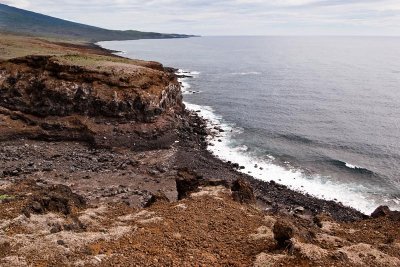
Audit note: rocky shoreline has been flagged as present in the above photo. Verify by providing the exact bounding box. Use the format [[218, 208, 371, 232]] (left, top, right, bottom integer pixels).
[[1, 40, 400, 266]]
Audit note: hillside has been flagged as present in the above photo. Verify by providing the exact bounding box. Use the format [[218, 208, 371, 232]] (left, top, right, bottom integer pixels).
[[0, 3, 192, 42]]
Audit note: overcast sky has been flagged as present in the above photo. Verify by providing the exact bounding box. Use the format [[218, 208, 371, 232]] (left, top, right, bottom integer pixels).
[[2, 0, 400, 36]]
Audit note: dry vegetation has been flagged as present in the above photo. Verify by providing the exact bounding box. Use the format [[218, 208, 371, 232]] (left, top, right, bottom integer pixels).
[[0, 33, 108, 61]]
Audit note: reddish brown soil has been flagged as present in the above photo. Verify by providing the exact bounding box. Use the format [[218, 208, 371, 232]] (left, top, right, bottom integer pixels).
[[1, 180, 399, 267]]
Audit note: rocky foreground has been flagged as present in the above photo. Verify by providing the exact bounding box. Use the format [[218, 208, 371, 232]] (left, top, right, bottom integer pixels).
[[0, 42, 400, 266]]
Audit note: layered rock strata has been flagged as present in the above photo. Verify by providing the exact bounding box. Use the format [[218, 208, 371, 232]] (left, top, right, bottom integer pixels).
[[0, 55, 183, 121], [0, 55, 184, 148]]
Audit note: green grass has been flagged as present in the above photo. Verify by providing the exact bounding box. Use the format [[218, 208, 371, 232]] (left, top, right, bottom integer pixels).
[[0, 194, 13, 200], [59, 54, 132, 65], [54, 54, 137, 70]]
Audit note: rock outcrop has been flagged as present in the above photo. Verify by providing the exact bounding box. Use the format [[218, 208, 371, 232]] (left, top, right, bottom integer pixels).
[[231, 178, 256, 204], [175, 168, 229, 200], [23, 183, 86, 217], [0, 54, 185, 148], [273, 219, 296, 248], [0, 55, 183, 122], [371, 205, 400, 221]]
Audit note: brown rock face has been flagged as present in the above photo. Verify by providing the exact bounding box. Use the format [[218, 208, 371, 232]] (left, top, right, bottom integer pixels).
[[143, 191, 170, 208], [231, 178, 256, 204], [371, 206, 392, 218], [23, 184, 86, 216], [0, 55, 183, 122], [371, 206, 400, 221], [273, 219, 296, 248], [175, 169, 229, 200]]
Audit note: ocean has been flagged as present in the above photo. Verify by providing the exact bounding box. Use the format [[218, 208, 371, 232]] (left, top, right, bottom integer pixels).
[[99, 36, 400, 214]]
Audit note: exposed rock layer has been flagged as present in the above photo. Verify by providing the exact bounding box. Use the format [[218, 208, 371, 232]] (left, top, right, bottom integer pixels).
[[0, 55, 183, 122], [0, 54, 185, 148]]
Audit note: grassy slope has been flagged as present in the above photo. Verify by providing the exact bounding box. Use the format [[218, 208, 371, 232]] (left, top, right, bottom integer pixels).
[[0, 33, 108, 60], [0, 3, 192, 42]]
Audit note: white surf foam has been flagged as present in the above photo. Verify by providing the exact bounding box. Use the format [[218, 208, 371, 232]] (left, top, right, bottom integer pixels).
[[345, 162, 363, 169], [177, 69, 202, 95], [176, 69, 200, 78], [184, 101, 387, 214]]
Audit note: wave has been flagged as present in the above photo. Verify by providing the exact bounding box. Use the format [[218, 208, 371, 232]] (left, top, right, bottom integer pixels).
[[271, 132, 379, 176], [229, 71, 261, 76], [345, 163, 360, 169], [273, 133, 380, 176], [277, 133, 315, 144], [276, 134, 400, 166], [329, 159, 375, 176]]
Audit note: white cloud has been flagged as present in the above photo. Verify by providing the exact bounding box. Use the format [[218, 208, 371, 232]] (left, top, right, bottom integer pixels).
[[1, 0, 30, 8]]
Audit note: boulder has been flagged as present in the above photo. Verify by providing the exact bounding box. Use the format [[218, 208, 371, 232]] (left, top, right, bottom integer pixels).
[[231, 178, 256, 204], [371, 206, 391, 218], [143, 191, 170, 207], [273, 219, 296, 248], [371, 206, 400, 221], [23, 184, 86, 216], [175, 168, 228, 200]]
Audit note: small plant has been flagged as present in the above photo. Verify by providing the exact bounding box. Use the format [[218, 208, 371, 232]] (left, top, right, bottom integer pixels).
[[0, 194, 13, 200]]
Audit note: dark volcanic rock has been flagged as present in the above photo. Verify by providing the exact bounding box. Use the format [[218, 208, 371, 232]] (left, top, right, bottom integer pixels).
[[23, 184, 86, 216], [273, 219, 296, 248], [0, 54, 187, 148], [231, 178, 256, 204], [0, 55, 183, 122], [175, 170, 204, 200], [371, 205, 400, 221], [175, 168, 228, 200], [371, 206, 392, 218], [143, 191, 170, 207]]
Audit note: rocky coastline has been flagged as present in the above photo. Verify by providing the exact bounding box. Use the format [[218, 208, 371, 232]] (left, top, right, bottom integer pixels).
[[0, 41, 399, 266]]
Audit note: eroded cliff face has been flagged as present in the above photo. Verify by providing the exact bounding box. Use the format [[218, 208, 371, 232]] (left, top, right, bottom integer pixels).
[[0, 55, 183, 122], [0, 54, 185, 147]]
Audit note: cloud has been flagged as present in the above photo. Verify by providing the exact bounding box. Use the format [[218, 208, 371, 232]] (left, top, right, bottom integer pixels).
[[1, 0, 400, 35], [1, 0, 30, 8]]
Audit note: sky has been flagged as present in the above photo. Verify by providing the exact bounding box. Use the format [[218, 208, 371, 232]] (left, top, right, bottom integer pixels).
[[2, 0, 400, 36]]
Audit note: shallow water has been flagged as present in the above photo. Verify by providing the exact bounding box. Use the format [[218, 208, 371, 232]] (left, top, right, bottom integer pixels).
[[99, 36, 400, 213]]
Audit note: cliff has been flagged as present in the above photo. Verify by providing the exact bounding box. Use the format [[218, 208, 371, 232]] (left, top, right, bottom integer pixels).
[[0, 54, 184, 148], [0, 54, 183, 121]]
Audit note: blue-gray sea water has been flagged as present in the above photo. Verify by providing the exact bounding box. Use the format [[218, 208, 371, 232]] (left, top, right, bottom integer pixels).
[[99, 36, 400, 213]]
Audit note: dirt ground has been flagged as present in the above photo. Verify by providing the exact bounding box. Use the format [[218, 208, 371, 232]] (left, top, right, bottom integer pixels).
[[1, 180, 399, 266]]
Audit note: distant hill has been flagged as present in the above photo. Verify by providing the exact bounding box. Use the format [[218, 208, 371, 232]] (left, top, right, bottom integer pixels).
[[0, 3, 193, 42]]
